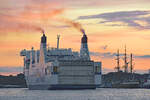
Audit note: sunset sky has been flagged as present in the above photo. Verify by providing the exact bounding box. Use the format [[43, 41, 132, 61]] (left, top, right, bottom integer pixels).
[[0, 0, 150, 75]]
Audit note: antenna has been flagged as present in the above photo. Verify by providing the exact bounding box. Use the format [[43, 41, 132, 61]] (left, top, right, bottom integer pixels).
[[57, 35, 60, 49]]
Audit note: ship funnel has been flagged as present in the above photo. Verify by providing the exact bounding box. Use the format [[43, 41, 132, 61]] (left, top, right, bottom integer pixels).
[[80, 31, 90, 60], [41, 33, 47, 44], [81, 33, 87, 44], [40, 33, 47, 63]]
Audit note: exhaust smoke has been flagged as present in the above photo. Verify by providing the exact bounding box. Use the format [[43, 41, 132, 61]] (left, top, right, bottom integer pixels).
[[62, 18, 86, 35]]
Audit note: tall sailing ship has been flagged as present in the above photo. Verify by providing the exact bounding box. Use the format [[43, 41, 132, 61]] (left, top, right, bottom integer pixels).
[[112, 48, 140, 88]]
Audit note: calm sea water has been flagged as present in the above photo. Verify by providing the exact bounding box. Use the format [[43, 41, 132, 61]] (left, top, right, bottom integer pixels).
[[0, 88, 150, 100]]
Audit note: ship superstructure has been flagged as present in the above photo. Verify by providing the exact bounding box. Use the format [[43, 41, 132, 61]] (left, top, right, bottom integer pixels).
[[20, 31, 102, 90]]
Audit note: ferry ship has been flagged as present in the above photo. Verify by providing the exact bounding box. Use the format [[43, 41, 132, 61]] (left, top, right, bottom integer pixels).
[[20, 31, 102, 90]]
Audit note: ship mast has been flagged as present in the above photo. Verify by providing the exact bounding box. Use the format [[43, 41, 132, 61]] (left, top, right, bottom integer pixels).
[[124, 45, 128, 73], [115, 49, 120, 72], [130, 53, 133, 73]]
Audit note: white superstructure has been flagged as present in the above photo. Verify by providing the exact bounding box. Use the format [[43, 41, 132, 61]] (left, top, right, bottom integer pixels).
[[20, 32, 102, 90]]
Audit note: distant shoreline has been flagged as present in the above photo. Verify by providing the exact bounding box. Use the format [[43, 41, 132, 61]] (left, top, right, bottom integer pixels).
[[0, 73, 27, 88]]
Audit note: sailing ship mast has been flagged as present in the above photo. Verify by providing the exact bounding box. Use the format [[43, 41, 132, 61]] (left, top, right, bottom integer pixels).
[[115, 49, 120, 72], [124, 45, 128, 73], [130, 53, 133, 73]]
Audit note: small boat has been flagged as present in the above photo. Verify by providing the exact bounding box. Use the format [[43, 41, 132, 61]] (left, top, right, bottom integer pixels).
[[112, 81, 140, 88], [143, 72, 150, 88]]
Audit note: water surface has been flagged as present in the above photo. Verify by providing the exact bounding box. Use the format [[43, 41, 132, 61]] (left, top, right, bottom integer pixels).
[[0, 88, 150, 100]]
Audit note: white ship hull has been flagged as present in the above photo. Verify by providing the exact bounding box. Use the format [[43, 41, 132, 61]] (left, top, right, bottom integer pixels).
[[25, 61, 102, 90], [26, 75, 100, 90]]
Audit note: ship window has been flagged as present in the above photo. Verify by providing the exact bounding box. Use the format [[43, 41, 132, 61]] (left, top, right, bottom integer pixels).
[[45, 68, 47, 75], [95, 66, 99, 73], [32, 60, 35, 64]]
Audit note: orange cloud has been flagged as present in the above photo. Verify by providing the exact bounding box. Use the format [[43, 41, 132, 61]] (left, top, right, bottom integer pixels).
[[0, 7, 64, 34], [20, 8, 64, 21]]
